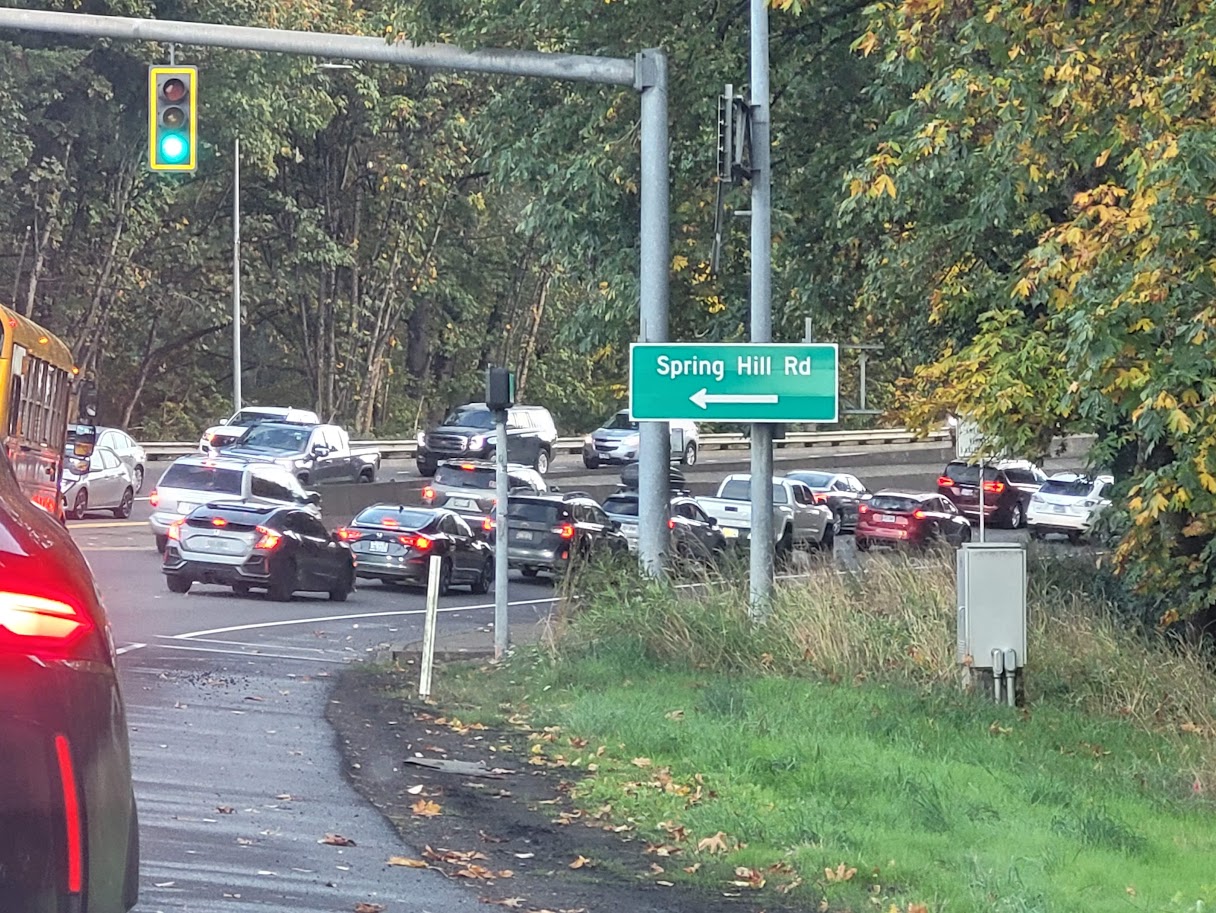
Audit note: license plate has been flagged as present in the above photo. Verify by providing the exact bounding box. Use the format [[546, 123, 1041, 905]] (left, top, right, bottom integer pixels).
[[880, 514, 896, 523], [622, 524, 638, 535], [368, 541, 389, 553], [958, 488, 975, 497], [449, 498, 476, 510], [514, 530, 534, 541], [721, 527, 739, 538], [1053, 505, 1066, 513]]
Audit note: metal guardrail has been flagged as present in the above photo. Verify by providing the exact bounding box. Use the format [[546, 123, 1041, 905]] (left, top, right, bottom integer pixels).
[[139, 428, 953, 461]]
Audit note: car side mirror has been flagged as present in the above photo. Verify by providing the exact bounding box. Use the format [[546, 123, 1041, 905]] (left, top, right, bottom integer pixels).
[[218, 417, 228, 425], [707, 516, 717, 527], [303, 491, 322, 506], [610, 519, 621, 530], [311, 444, 329, 457]]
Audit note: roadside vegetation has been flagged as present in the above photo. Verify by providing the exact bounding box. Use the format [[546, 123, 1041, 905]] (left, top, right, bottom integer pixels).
[[427, 553, 1216, 913]]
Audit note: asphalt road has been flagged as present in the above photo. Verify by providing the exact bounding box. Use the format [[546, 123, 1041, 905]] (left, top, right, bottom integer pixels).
[[73, 443, 1084, 911]]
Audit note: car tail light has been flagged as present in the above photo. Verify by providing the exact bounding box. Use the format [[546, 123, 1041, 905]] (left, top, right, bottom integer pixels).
[[858, 504, 869, 514], [937, 476, 953, 488], [667, 518, 675, 529], [211, 516, 228, 528], [53, 734, 83, 894], [381, 517, 399, 527], [149, 489, 159, 508], [254, 526, 282, 550], [553, 523, 576, 539], [983, 480, 1005, 494], [400, 534, 433, 551], [422, 487, 436, 502], [896, 516, 909, 527], [0, 591, 97, 660], [482, 517, 496, 531], [913, 509, 927, 519], [335, 527, 362, 541], [167, 519, 183, 541], [460, 463, 475, 470], [814, 492, 827, 504]]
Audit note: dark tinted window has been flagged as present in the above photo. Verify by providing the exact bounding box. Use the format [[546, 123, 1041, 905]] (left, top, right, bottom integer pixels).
[[1039, 478, 1093, 497], [240, 425, 312, 451], [190, 505, 271, 530], [1003, 467, 1044, 485], [161, 463, 243, 494], [507, 500, 567, 523], [868, 495, 921, 512], [355, 506, 435, 529], [718, 480, 786, 502], [250, 470, 295, 503], [944, 463, 998, 484], [442, 406, 493, 429], [435, 465, 496, 488], [602, 496, 640, 517], [605, 412, 638, 431], [790, 471, 832, 488]]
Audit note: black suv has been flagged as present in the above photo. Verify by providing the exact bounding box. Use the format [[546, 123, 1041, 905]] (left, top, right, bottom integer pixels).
[[498, 493, 629, 578], [416, 403, 558, 476], [937, 459, 1046, 529]]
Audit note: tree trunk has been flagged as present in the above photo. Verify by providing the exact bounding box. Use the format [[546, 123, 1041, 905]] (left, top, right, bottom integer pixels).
[[515, 269, 551, 400]]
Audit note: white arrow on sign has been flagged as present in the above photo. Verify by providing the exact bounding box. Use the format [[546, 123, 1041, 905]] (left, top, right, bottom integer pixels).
[[689, 388, 779, 410]]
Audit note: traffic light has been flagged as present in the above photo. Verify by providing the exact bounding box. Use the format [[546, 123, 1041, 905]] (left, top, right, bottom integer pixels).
[[148, 65, 197, 171]]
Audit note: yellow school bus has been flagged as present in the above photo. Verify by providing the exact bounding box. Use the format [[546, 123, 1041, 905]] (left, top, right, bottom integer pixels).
[[0, 303, 81, 521]]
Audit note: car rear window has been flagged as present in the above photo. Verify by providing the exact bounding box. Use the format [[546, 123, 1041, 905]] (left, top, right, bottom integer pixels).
[[435, 465, 496, 488], [868, 495, 921, 512], [187, 505, 272, 531], [160, 464, 244, 494], [718, 480, 786, 502], [1039, 479, 1093, 497], [790, 471, 833, 487], [1003, 467, 1044, 484], [944, 463, 998, 484], [507, 501, 567, 523], [355, 507, 434, 529], [601, 496, 640, 517]]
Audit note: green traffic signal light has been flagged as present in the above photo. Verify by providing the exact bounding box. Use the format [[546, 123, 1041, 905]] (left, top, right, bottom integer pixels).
[[159, 134, 188, 163]]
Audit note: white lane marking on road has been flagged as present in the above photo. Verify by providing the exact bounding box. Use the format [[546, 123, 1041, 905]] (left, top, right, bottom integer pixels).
[[71, 520, 146, 529], [116, 643, 147, 655], [81, 546, 153, 552], [171, 596, 562, 640], [150, 643, 351, 663], [156, 634, 333, 655]]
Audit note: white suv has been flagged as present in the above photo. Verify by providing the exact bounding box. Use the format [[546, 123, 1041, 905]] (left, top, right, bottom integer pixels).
[[198, 406, 320, 452], [147, 455, 320, 552]]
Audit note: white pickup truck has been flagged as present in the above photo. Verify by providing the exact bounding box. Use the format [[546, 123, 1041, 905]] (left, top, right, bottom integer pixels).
[[698, 474, 835, 552]]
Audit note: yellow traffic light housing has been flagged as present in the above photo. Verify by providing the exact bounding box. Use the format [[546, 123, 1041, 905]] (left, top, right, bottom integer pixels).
[[148, 65, 197, 171]]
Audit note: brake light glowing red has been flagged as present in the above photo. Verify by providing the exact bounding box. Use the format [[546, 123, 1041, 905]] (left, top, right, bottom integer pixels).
[[422, 487, 436, 502], [460, 463, 475, 470], [0, 591, 93, 647], [254, 526, 282, 550], [814, 492, 827, 504], [167, 520, 183, 541], [53, 734, 83, 894], [858, 504, 869, 514], [937, 476, 953, 488], [149, 489, 159, 508], [400, 534, 433, 550], [913, 509, 927, 519], [335, 527, 361, 541], [211, 516, 228, 527], [554, 523, 576, 539], [983, 480, 1005, 494], [482, 517, 496, 531], [667, 518, 675, 529], [381, 517, 399, 527]]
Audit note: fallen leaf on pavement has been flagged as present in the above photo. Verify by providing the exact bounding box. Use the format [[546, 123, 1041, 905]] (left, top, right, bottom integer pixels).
[[354, 904, 385, 913], [216, 806, 235, 814], [406, 784, 426, 795], [697, 832, 730, 854], [481, 899, 526, 908], [320, 833, 357, 847], [411, 799, 442, 817], [387, 857, 428, 868], [276, 794, 293, 801], [568, 855, 592, 869]]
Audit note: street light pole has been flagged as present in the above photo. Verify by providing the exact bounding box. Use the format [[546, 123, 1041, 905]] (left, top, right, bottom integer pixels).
[[232, 136, 242, 412]]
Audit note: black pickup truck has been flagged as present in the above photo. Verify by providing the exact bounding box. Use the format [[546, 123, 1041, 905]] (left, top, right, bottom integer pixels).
[[225, 422, 381, 486]]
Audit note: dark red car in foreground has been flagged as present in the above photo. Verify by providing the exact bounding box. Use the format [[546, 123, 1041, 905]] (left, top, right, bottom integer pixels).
[[0, 447, 139, 910], [855, 491, 972, 551]]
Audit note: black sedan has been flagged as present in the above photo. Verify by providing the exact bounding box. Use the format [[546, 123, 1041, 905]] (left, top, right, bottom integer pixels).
[[1, 442, 139, 911], [162, 502, 355, 601], [786, 470, 870, 533], [337, 505, 494, 595]]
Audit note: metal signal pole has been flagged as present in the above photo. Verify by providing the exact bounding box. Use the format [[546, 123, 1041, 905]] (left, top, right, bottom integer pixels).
[[233, 136, 242, 412]]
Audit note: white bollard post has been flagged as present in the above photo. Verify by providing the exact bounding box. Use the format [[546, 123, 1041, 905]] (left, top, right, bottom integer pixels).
[[418, 553, 442, 700]]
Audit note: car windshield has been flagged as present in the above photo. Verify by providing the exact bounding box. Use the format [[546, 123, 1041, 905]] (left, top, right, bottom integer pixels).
[[868, 495, 921, 512], [1039, 478, 1094, 498], [354, 507, 434, 530], [160, 464, 243, 494], [718, 480, 787, 503], [604, 412, 638, 431], [239, 425, 311, 451], [442, 406, 493, 429], [601, 496, 640, 517], [507, 501, 567, 523], [435, 465, 496, 489], [944, 463, 999, 484], [789, 471, 833, 488]]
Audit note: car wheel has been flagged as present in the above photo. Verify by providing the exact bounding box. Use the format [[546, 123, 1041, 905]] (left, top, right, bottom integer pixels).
[[583, 454, 600, 470], [682, 442, 698, 466], [1029, 527, 1044, 540], [165, 574, 191, 594], [296, 472, 310, 486], [535, 448, 551, 474], [521, 566, 540, 579], [329, 566, 354, 601], [776, 527, 794, 559], [233, 583, 252, 596], [268, 560, 297, 602], [1007, 501, 1025, 529], [818, 523, 836, 551], [132, 465, 144, 494], [856, 537, 872, 552], [358, 467, 374, 483], [831, 509, 843, 536], [436, 558, 453, 597], [113, 486, 134, 519], [155, 534, 168, 553], [417, 460, 437, 477], [1067, 531, 1082, 545], [471, 556, 494, 594], [959, 526, 973, 543], [70, 489, 88, 520]]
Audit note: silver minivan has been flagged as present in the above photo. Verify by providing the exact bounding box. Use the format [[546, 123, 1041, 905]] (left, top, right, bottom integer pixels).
[[147, 455, 320, 551]]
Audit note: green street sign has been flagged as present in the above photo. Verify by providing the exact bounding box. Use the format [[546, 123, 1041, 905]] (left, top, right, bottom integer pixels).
[[629, 343, 839, 422]]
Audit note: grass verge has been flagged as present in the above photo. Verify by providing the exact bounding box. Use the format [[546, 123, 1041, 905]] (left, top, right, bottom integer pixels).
[[426, 550, 1216, 913]]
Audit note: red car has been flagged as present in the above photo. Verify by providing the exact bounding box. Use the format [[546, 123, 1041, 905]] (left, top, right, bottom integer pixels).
[[855, 491, 973, 551], [1, 443, 139, 910]]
